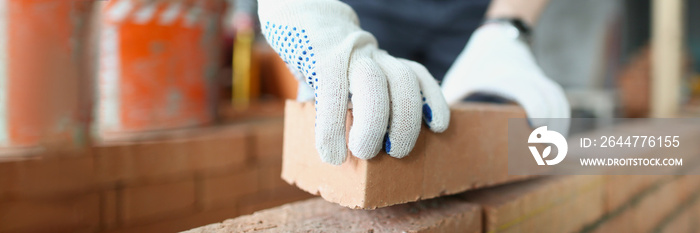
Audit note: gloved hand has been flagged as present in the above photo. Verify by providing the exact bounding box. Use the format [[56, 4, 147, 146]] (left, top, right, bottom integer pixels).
[[441, 21, 570, 135], [258, 0, 450, 165]]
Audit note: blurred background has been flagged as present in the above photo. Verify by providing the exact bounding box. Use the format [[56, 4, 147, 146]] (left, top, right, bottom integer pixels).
[[0, 0, 697, 232]]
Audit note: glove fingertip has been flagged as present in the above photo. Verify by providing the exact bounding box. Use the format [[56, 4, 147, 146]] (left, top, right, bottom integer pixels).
[[317, 143, 347, 166], [348, 139, 381, 160], [384, 134, 415, 159], [320, 154, 345, 166], [422, 102, 450, 133], [399, 58, 451, 133], [315, 126, 349, 166], [428, 120, 449, 133]]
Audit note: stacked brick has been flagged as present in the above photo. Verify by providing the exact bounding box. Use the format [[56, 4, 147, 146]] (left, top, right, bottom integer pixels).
[[184, 101, 700, 232], [187, 174, 700, 232], [588, 174, 700, 232], [460, 176, 605, 233], [0, 116, 312, 233]]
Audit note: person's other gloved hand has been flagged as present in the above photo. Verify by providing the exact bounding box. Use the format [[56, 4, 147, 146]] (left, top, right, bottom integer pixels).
[[258, 0, 450, 165], [441, 21, 570, 135]]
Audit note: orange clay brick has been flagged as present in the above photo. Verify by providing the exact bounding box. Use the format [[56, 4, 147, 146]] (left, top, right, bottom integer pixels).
[[281, 100, 531, 209], [94, 141, 192, 183], [101, 189, 119, 230], [629, 176, 700, 232], [250, 119, 285, 164], [587, 175, 700, 233], [258, 162, 288, 192], [129, 140, 192, 180], [652, 188, 700, 233], [94, 142, 133, 184], [185, 197, 481, 233], [0, 194, 100, 233], [94, 124, 250, 184], [201, 168, 259, 210], [121, 179, 197, 226], [188, 127, 250, 171], [0, 162, 11, 201], [603, 175, 666, 213], [460, 176, 604, 233], [3, 155, 95, 198]]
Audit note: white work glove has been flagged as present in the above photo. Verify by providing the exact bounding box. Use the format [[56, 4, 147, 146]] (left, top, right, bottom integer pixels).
[[259, 0, 450, 165], [441, 22, 570, 135]]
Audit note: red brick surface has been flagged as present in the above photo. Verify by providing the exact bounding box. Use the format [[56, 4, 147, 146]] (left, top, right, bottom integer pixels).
[[201, 168, 259, 209], [461, 176, 604, 233], [603, 175, 665, 213], [655, 192, 700, 233], [129, 141, 193, 180], [6, 102, 700, 233], [258, 162, 288, 192], [0, 117, 306, 232], [4, 156, 95, 198], [94, 125, 250, 184], [101, 189, 119, 230], [187, 175, 700, 233], [250, 120, 285, 165], [189, 130, 249, 171], [0, 194, 100, 233], [121, 179, 197, 225], [94, 143, 132, 184], [590, 175, 700, 232]]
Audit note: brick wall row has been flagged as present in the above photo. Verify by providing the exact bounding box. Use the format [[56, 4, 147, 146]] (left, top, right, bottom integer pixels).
[[0, 117, 312, 233], [188, 174, 700, 232]]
